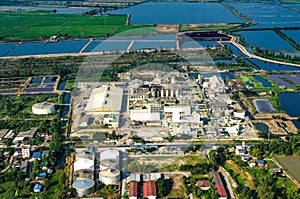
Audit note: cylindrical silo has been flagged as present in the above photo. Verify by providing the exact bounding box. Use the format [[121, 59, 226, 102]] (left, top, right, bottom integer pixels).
[[99, 168, 120, 185], [72, 179, 94, 197]]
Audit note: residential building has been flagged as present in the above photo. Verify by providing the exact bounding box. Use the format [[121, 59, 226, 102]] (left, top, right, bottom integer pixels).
[[128, 182, 138, 199], [12, 127, 38, 144], [143, 180, 157, 199], [196, 180, 211, 190], [33, 184, 42, 192], [209, 171, 228, 199], [22, 146, 31, 159]]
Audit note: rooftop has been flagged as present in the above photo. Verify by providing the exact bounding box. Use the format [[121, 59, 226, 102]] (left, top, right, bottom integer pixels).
[[0, 129, 10, 140], [143, 180, 157, 198], [196, 180, 211, 188], [85, 85, 123, 113], [15, 127, 38, 139], [32, 151, 42, 159], [128, 182, 138, 197], [33, 184, 42, 192], [209, 171, 228, 199]]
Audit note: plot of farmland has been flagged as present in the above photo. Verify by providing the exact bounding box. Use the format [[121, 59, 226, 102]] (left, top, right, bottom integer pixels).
[[0, 12, 127, 41], [276, 156, 300, 185]]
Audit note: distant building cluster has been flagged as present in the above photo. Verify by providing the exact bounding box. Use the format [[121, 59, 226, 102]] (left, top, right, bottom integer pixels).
[[0, 128, 52, 193]]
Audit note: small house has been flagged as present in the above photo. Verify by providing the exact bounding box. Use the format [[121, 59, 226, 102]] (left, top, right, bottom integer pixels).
[[249, 162, 256, 167], [257, 159, 265, 167], [32, 151, 42, 159], [196, 180, 211, 190], [270, 168, 282, 175], [35, 176, 45, 184], [33, 184, 42, 192], [241, 155, 251, 162]]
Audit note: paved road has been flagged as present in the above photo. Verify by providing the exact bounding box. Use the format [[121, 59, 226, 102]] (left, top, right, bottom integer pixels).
[[226, 37, 300, 68]]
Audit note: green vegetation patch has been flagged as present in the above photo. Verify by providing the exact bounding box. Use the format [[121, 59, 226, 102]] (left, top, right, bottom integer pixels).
[[0, 95, 59, 119], [0, 12, 127, 41], [114, 25, 154, 36]]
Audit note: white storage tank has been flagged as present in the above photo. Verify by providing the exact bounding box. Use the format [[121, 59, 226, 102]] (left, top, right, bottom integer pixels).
[[76, 150, 95, 161], [74, 159, 94, 172], [72, 179, 94, 197], [32, 102, 55, 115], [99, 168, 120, 185], [100, 150, 119, 162], [100, 158, 119, 170], [73, 169, 94, 181]]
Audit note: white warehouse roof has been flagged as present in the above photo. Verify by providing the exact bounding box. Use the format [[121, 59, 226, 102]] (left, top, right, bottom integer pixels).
[[85, 85, 123, 113]]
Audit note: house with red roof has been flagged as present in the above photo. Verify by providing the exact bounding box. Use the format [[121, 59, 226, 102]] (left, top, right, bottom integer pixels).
[[196, 180, 211, 190], [143, 180, 157, 199], [129, 181, 138, 199], [209, 171, 228, 199]]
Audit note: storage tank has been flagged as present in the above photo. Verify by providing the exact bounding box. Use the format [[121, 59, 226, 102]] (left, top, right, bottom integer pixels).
[[76, 150, 95, 161], [100, 158, 119, 170], [74, 159, 94, 172], [100, 150, 119, 163], [73, 169, 94, 181], [99, 168, 120, 185], [32, 102, 55, 115], [72, 179, 94, 197]]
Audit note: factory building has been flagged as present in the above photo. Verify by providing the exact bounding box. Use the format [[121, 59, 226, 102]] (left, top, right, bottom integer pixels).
[[32, 102, 55, 115], [164, 106, 191, 123], [130, 104, 161, 122], [85, 85, 123, 114]]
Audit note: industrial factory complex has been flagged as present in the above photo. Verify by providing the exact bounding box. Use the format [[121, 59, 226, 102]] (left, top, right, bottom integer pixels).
[[72, 69, 251, 141], [67, 68, 257, 198]]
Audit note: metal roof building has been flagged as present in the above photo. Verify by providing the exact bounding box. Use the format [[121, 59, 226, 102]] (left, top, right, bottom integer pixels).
[[85, 85, 123, 113], [209, 171, 228, 199], [143, 180, 157, 199], [129, 182, 138, 199]]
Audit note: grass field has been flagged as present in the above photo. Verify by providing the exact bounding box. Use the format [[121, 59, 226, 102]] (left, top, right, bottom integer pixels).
[[275, 156, 300, 185], [0, 11, 152, 41], [224, 160, 255, 190], [179, 23, 242, 32]]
